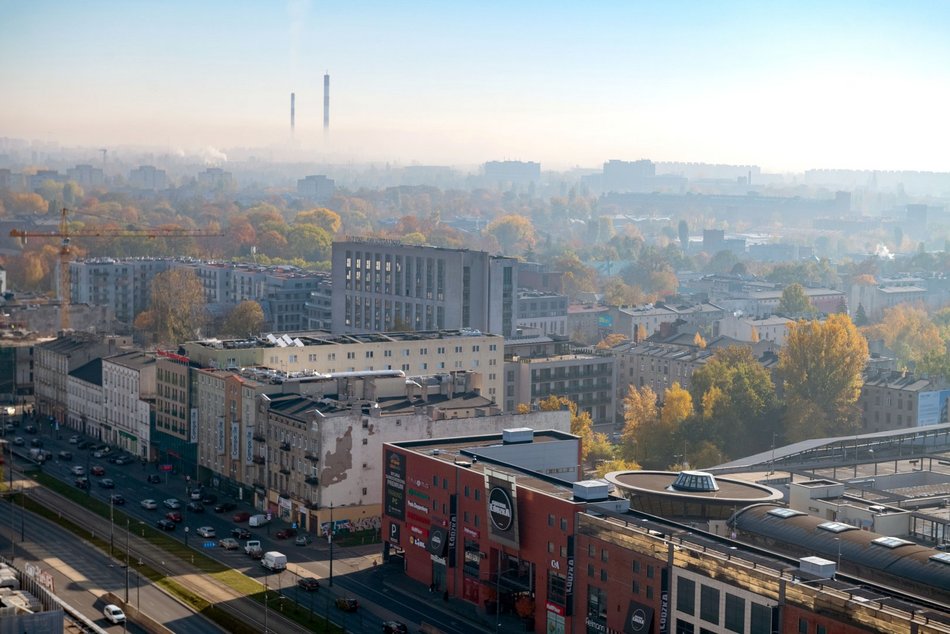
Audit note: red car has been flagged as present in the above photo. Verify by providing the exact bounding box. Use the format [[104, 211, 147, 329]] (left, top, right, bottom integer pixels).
[[275, 527, 298, 539], [166, 511, 183, 523], [91, 465, 106, 476], [232, 511, 251, 523]]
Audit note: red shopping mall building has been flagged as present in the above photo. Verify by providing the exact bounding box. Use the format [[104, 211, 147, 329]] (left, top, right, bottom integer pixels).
[[382, 427, 630, 633]]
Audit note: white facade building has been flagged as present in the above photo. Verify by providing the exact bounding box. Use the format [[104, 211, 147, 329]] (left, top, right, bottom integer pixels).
[[102, 351, 156, 459]]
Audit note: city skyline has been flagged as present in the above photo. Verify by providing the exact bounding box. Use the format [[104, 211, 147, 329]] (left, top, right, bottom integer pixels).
[[2, 1, 949, 172]]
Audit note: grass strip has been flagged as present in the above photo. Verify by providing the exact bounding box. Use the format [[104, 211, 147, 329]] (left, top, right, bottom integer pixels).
[[25, 474, 341, 633]]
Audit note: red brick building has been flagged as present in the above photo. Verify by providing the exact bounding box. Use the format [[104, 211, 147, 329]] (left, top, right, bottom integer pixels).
[[383, 428, 628, 633]]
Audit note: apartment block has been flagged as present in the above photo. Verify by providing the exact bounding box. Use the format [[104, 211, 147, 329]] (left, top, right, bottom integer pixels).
[[102, 350, 156, 459]]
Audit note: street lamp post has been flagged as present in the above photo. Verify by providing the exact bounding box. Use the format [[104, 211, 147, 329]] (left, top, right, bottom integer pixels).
[[125, 518, 131, 602], [328, 502, 334, 587], [110, 494, 115, 559]]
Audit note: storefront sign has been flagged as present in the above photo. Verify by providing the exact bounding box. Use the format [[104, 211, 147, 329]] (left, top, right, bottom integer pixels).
[[585, 617, 607, 632], [659, 567, 670, 634], [463, 526, 480, 539], [565, 535, 575, 616], [624, 601, 654, 634], [428, 525, 448, 557], [384, 450, 406, 521], [486, 472, 519, 549], [448, 494, 457, 569], [389, 521, 401, 546], [408, 500, 428, 513]]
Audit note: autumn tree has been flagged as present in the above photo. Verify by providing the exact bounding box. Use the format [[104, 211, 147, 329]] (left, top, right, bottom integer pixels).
[[294, 208, 342, 234], [220, 300, 266, 338], [620, 385, 680, 469], [779, 314, 868, 441], [778, 283, 815, 316], [863, 304, 944, 370], [603, 278, 647, 307], [539, 395, 598, 466], [595, 333, 628, 350], [134, 269, 209, 346], [487, 214, 536, 254]]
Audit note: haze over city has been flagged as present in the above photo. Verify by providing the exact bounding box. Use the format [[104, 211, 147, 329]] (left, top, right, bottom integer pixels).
[[3, 0, 950, 172]]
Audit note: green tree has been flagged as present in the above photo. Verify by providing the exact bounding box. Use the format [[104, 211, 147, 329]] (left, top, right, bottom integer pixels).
[[779, 314, 868, 441], [690, 346, 780, 458], [778, 283, 815, 315], [539, 395, 598, 467], [287, 224, 332, 263], [220, 300, 266, 338], [853, 303, 868, 326], [134, 269, 208, 346]]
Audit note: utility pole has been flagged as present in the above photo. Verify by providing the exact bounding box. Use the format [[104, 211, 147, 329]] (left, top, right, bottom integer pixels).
[[328, 502, 334, 587]]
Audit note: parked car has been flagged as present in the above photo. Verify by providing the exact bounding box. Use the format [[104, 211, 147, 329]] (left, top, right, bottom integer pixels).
[[29, 438, 43, 447], [156, 518, 176, 531], [140, 499, 158, 510], [146, 474, 162, 484], [335, 597, 359, 612], [201, 493, 218, 505], [215, 502, 236, 513], [78, 440, 94, 450], [93, 448, 111, 458], [295, 534, 312, 546], [231, 527, 251, 540], [383, 621, 409, 634], [58, 450, 73, 460], [297, 577, 321, 591], [190, 488, 203, 500], [165, 511, 183, 523], [186, 501, 205, 513], [12, 437, 24, 446], [196, 526, 216, 538], [103, 604, 126, 624], [232, 511, 251, 523], [24, 424, 36, 434], [218, 537, 239, 550], [110, 494, 125, 505], [163, 498, 181, 509], [114, 455, 133, 465], [71, 465, 86, 476], [91, 465, 105, 476], [275, 527, 297, 539], [74, 477, 89, 489], [68, 434, 80, 444], [98, 478, 115, 489]]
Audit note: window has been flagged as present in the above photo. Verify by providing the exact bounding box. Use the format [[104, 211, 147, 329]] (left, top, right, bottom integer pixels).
[[725, 594, 744, 633], [547, 542, 554, 554], [588, 544, 595, 557], [601, 549, 608, 562], [362, 487, 367, 495], [646, 586, 653, 599], [798, 619, 808, 634], [587, 585, 607, 625], [750, 604, 771, 634], [547, 570, 567, 606], [817, 626, 826, 634], [676, 620, 695, 634], [700, 585, 720, 624], [647, 565, 654, 578], [548, 514, 555, 527], [631, 579, 639, 594], [676, 577, 695, 615], [560, 518, 568, 531], [587, 564, 594, 577], [633, 560, 641, 574]]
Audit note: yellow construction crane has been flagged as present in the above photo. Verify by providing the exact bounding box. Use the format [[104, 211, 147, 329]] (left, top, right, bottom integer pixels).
[[10, 207, 222, 331]]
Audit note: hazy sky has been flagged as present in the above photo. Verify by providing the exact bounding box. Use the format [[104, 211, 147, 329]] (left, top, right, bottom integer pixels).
[[3, 1, 949, 172]]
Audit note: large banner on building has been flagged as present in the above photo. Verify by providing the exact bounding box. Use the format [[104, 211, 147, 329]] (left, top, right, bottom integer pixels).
[[624, 600, 654, 634], [384, 450, 407, 521], [918, 390, 950, 426], [486, 471, 519, 549]]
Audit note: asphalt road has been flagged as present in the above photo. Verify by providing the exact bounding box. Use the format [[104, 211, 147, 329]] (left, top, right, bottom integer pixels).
[[0, 494, 221, 633], [6, 422, 490, 634]]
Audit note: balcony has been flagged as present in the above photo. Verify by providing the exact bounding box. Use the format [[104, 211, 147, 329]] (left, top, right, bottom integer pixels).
[[305, 475, 319, 485], [252, 455, 265, 465], [279, 441, 291, 451], [252, 433, 266, 442], [279, 468, 291, 475], [305, 453, 320, 462]]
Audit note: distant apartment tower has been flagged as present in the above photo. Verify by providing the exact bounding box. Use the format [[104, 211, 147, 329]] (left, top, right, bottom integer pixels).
[[128, 165, 168, 191], [296, 175, 335, 201], [197, 168, 233, 190], [602, 159, 655, 193], [483, 160, 541, 187], [66, 164, 105, 188], [331, 239, 519, 337], [70, 258, 174, 327]]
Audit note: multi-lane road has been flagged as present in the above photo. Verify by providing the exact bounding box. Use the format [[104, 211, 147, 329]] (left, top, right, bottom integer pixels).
[[3, 422, 489, 634]]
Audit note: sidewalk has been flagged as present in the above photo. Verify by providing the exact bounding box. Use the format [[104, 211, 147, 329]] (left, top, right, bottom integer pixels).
[[379, 566, 528, 634]]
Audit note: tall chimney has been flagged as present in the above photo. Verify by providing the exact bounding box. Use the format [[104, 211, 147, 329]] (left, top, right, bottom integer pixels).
[[323, 73, 330, 135], [290, 92, 295, 135]]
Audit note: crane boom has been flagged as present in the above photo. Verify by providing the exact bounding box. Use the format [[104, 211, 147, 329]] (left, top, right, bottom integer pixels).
[[9, 207, 222, 331]]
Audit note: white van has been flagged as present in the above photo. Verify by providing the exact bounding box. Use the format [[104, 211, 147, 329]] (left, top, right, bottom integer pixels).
[[261, 551, 287, 571], [248, 514, 270, 527]]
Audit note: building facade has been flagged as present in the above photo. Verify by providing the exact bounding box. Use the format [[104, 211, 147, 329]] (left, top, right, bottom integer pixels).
[[331, 239, 518, 337], [102, 350, 156, 459]]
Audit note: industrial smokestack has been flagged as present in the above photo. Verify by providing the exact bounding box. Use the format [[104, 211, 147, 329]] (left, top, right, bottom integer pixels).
[[323, 73, 330, 134], [290, 92, 296, 135]]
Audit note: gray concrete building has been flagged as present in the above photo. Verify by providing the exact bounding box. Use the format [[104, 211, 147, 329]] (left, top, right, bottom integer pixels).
[[332, 239, 518, 337]]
